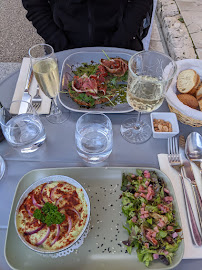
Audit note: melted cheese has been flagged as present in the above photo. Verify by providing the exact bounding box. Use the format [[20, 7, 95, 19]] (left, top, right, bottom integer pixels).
[[16, 181, 88, 250]]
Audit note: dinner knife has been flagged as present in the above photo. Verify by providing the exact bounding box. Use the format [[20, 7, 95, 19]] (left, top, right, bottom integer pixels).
[[179, 135, 202, 233], [18, 64, 33, 114]]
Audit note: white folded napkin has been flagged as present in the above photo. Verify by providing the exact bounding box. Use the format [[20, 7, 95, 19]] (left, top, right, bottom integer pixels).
[[165, 59, 202, 121], [158, 154, 202, 259], [12, 57, 51, 114]]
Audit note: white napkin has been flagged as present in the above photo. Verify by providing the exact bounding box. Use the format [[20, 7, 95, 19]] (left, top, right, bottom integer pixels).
[[165, 59, 202, 121], [158, 154, 202, 259], [12, 57, 51, 114]]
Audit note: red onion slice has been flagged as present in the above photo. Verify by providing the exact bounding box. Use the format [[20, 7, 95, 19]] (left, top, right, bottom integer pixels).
[[24, 224, 45, 235], [32, 194, 43, 208], [69, 207, 81, 219], [25, 205, 33, 216], [41, 182, 53, 203], [36, 227, 50, 246], [67, 216, 72, 235], [50, 185, 58, 202], [50, 224, 60, 246], [61, 207, 81, 220], [55, 195, 64, 206], [41, 183, 49, 203]]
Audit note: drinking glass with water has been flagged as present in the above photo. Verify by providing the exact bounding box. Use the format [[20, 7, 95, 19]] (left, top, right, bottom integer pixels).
[[0, 100, 46, 154], [75, 113, 113, 164]]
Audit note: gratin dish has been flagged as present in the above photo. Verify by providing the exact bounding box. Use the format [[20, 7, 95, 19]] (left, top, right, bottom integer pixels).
[[5, 167, 184, 270], [14, 175, 90, 254]]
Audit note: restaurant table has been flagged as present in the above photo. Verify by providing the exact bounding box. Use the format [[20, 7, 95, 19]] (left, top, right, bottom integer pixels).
[[0, 47, 202, 270]]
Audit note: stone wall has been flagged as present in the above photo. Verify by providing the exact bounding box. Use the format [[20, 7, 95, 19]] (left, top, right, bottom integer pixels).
[[156, 0, 197, 60]]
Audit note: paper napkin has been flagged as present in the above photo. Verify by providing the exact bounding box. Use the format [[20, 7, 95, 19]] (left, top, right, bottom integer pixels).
[[158, 154, 202, 259], [12, 57, 51, 114]]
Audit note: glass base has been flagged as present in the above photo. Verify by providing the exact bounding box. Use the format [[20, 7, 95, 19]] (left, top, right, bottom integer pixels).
[[0, 156, 6, 181], [46, 111, 70, 124], [120, 117, 152, 144], [77, 151, 112, 164]]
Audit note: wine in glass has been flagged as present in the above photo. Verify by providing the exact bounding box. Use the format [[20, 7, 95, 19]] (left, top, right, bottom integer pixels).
[[121, 50, 177, 144], [29, 44, 69, 124]]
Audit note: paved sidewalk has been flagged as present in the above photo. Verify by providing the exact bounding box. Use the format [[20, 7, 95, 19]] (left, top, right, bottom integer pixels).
[[0, 0, 201, 65], [157, 0, 202, 60], [176, 0, 202, 59]]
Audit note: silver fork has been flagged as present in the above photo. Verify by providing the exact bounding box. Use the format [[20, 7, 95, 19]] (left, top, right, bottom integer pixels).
[[31, 85, 42, 111], [168, 136, 202, 246]]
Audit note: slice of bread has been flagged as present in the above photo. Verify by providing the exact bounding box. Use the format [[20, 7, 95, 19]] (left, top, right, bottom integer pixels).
[[191, 74, 201, 96], [196, 93, 202, 111], [196, 84, 202, 98], [177, 93, 199, 109], [177, 69, 199, 94]]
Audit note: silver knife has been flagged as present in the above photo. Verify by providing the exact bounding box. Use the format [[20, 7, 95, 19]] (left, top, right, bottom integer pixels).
[[179, 135, 202, 233], [176, 136, 202, 246], [18, 64, 33, 114]]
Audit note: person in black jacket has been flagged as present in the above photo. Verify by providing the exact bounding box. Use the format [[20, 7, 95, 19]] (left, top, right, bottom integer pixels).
[[22, 0, 153, 52]]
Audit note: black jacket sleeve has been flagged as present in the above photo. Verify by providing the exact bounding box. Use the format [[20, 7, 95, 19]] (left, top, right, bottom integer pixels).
[[107, 0, 153, 49], [22, 0, 69, 52]]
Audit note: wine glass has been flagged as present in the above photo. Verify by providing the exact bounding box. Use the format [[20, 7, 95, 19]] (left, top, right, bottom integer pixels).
[[0, 155, 5, 181], [29, 44, 69, 124], [120, 50, 177, 144]]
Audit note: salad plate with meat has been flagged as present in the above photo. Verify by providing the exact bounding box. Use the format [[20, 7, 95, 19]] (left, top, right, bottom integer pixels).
[[59, 51, 134, 113], [121, 169, 184, 268]]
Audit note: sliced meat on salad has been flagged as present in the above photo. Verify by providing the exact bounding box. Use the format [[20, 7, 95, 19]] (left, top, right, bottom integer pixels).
[[121, 169, 182, 267]]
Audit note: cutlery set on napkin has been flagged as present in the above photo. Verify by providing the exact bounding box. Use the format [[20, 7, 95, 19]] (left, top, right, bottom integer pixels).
[[11, 58, 51, 114], [158, 132, 202, 258]]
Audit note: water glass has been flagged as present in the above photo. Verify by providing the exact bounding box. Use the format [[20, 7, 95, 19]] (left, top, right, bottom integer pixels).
[[0, 100, 46, 154], [75, 113, 113, 164]]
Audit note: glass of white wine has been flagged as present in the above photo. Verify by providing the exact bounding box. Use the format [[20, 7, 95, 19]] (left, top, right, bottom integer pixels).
[[120, 50, 177, 144], [29, 44, 69, 124]]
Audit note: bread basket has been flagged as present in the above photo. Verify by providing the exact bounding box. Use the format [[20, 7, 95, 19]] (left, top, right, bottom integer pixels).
[[166, 59, 202, 127]]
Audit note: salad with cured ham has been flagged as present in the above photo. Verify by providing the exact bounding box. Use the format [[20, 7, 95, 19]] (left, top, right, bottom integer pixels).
[[121, 170, 182, 267], [63, 57, 128, 107]]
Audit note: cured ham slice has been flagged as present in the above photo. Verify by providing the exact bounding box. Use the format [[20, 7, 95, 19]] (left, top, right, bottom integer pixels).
[[72, 75, 87, 93], [72, 73, 107, 99], [100, 58, 128, 77]]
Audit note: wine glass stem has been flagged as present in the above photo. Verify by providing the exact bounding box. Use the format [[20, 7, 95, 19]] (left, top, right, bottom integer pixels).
[[134, 112, 141, 130], [50, 97, 61, 115]]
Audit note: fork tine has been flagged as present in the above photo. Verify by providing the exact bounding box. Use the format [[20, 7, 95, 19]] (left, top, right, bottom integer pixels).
[[34, 103, 40, 111], [167, 138, 172, 163], [168, 138, 171, 155], [172, 136, 177, 162], [171, 137, 175, 161], [168, 136, 178, 163], [173, 136, 178, 155]]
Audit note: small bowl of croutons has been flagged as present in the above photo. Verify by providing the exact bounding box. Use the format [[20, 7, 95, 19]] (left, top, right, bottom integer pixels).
[[150, 112, 179, 139]]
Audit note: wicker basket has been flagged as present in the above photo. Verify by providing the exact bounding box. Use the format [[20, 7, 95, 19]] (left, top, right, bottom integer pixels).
[[168, 104, 202, 127]]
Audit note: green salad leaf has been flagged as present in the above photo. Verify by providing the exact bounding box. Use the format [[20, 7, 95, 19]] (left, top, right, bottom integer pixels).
[[121, 170, 182, 267]]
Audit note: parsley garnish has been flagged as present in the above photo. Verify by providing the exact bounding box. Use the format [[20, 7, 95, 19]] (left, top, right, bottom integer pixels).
[[33, 202, 65, 227]]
